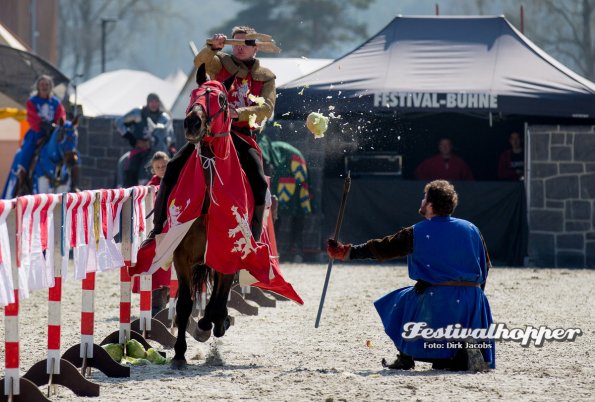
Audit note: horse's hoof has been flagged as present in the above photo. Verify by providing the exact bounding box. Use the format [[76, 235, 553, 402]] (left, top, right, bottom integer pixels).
[[195, 328, 212, 342], [213, 316, 231, 338], [171, 359, 187, 370]]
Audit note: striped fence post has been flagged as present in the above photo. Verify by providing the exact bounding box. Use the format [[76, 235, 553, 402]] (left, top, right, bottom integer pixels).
[[62, 192, 129, 378], [80, 272, 96, 368], [168, 267, 179, 324], [0, 200, 49, 400], [139, 186, 153, 334], [128, 187, 175, 347], [4, 201, 20, 396], [101, 189, 153, 350], [21, 194, 99, 397], [119, 190, 133, 345], [139, 274, 152, 335]]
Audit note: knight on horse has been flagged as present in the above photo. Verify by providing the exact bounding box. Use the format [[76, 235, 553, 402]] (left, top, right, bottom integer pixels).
[[115, 93, 175, 187], [145, 26, 275, 244], [130, 29, 302, 368], [2, 75, 76, 198]]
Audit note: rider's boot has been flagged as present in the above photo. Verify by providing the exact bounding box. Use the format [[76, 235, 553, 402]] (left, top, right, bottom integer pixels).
[[251, 204, 266, 242]]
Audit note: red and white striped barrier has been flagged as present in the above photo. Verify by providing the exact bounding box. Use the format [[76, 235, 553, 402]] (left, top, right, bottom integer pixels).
[[0, 200, 14, 308], [2, 200, 18, 395], [1, 178, 283, 396]]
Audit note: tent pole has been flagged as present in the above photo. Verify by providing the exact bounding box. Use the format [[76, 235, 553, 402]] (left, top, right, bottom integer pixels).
[[520, 5, 524, 34], [523, 121, 530, 267]]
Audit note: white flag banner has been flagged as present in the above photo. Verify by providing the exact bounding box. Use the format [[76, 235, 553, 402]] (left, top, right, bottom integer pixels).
[[0, 200, 15, 307]]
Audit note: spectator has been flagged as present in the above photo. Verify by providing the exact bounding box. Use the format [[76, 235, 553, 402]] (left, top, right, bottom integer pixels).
[[147, 151, 169, 186], [498, 131, 524, 181], [258, 133, 312, 263], [415, 137, 474, 181], [115, 93, 174, 187]]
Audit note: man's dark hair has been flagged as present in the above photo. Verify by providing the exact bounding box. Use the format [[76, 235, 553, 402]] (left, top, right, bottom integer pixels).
[[231, 25, 257, 38], [424, 180, 458, 216]]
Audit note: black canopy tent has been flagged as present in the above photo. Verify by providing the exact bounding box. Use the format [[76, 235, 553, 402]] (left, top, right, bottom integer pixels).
[[276, 16, 595, 119], [0, 44, 70, 109], [273, 16, 595, 266]]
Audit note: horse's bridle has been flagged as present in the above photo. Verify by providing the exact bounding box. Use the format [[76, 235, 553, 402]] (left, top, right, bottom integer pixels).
[[187, 86, 230, 138]]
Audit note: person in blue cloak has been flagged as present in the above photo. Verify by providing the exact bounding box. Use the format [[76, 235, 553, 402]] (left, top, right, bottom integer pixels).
[[327, 180, 495, 371]]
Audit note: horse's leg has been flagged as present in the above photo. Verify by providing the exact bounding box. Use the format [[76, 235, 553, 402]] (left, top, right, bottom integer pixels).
[[171, 217, 206, 367], [200, 272, 234, 338], [171, 277, 192, 369], [212, 273, 235, 337]]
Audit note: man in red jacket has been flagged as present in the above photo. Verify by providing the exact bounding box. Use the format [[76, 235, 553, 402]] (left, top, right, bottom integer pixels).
[[497, 131, 524, 181], [415, 137, 474, 181]]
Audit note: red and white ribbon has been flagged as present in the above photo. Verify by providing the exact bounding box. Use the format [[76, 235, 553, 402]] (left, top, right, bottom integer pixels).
[[130, 186, 148, 265], [17, 194, 60, 298], [96, 189, 127, 271], [63, 191, 96, 280]]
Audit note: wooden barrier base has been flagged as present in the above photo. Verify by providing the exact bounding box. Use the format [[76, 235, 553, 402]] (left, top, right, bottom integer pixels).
[[0, 377, 51, 402], [22, 358, 100, 397], [233, 285, 277, 308], [228, 290, 258, 316], [130, 318, 176, 348], [62, 344, 130, 378]]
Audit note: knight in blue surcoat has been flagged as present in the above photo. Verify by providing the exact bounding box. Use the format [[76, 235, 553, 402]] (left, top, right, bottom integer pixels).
[[327, 180, 495, 371]]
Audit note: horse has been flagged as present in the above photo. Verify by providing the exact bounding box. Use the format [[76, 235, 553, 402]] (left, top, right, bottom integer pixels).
[[31, 117, 80, 194], [4, 117, 80, 196], [169, 64, 238, 369]]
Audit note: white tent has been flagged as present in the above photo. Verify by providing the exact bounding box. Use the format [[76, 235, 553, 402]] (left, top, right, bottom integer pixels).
[[75, 69, 182, 117], [170, 57, 332, 119]]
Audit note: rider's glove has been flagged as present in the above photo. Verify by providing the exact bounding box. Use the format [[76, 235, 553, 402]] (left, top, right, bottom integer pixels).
[[326, 239, 351, 261]]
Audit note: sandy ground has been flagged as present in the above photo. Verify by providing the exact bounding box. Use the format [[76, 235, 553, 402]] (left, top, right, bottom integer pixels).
[[2, 263, 594, 401]]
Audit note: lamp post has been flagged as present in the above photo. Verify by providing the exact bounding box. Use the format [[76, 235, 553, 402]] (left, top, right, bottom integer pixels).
[[101, 17, 117, 73]]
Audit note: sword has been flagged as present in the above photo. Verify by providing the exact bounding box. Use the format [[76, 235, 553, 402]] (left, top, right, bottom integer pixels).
[[206, 33, 282, 53], [315, 171, 351, 328]]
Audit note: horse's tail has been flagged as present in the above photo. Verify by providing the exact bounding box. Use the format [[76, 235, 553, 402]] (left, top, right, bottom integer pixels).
[[191, 263, 211, 297]]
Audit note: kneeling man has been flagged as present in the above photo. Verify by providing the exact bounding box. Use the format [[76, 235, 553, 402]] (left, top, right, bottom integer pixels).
[[327, 180, 495, 371]]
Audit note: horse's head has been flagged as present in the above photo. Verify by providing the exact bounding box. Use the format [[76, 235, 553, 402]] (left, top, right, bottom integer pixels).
[[183, 64, 235, 144], [56, 116, 79, 165]]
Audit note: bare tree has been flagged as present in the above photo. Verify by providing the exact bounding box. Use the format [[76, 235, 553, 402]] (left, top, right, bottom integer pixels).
[[527, 0, 594, 80], [211, 0, 374, 58], [58, 0, 187, 80], [457, 0, 595, 80]]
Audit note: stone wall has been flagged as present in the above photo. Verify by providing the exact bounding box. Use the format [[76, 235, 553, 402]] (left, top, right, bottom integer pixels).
[[528, 125, 595, 268], [76, 117, 185, 190]]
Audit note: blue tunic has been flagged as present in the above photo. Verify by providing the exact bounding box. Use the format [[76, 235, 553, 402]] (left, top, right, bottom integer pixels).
[[373, 216, 495, 368]]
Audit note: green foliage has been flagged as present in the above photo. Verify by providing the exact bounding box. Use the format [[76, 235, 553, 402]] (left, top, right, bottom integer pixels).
[[212, 0, 374, 57]]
